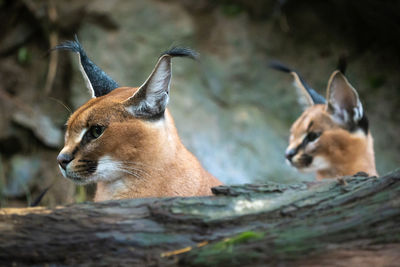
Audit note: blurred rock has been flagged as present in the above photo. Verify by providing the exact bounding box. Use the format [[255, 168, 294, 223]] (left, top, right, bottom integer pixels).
[[0, 136, 22, 156], [12, 110, 62, 148], [3, 155, 40, 197], [0, 22, 35, 56]]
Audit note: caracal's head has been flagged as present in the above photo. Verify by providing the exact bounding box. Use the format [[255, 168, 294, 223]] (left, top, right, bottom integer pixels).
[[271, 62, 373, 177], [54, 36, 197, 185]]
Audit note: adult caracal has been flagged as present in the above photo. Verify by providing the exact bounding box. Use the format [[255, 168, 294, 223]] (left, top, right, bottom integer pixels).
[[55, 37, 222, 201], [271, 62, 377, 179]]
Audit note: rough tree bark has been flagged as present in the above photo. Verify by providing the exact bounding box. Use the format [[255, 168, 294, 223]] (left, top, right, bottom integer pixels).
[[1, 170, 399, 266]]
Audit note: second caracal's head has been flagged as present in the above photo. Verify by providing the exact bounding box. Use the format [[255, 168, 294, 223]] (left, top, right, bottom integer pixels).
[[54, 36, 198, 185], [270, 62, 369, 174]]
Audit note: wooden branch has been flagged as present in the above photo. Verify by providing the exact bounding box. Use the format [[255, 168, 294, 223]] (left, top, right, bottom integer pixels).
[[1, 170, 399, 266]]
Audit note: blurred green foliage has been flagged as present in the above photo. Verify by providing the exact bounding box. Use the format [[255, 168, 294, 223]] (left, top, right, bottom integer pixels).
[[17, 47, 31, 65]]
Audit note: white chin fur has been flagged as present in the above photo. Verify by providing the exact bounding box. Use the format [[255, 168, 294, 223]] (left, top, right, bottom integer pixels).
[[90, 156, 123, 183], [60, 165, 91, 185], [59, 165, 67, 178]]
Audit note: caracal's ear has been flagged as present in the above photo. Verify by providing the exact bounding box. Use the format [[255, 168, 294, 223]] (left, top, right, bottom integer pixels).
[[53, 35, 119, 98], [325, 71, 363, 127], [269, 61, 326, 109], [123, 47, 198, 119]]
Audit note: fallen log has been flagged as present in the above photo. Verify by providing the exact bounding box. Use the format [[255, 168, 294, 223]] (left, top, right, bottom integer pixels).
[[0, 170, 399, 266]]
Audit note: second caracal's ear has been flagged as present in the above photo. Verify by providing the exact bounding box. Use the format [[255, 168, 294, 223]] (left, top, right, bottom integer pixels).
[[269, 61, 326, 109], [325, 71, 363, 127], [53, 35, 119, 98], [123, 47, 198, 119]]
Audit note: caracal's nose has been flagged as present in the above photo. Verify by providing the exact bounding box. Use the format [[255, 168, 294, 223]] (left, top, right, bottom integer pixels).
[[57, 153, 74, 170], [285, 148, 297, 161]]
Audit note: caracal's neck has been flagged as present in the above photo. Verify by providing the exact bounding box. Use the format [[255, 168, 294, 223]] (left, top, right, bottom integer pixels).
[[94, 112, 221, 201], [316, 133, 378, 179], [94, 146, 218, 201]]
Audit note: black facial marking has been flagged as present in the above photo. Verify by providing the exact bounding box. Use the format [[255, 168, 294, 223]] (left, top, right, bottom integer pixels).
[[87, 164, 97, 174], [71, 146, 79, 157], [81, 132, 91, 147], [306, 121, 314, 132], [78, 159, 96, 163], [289, 130, 321, 162], [75, 164, 88, 168], [75, 160, 98, 174], [300, 154, 313, 167], [306, 132, 321, 142], [300, 131, 321, 149]]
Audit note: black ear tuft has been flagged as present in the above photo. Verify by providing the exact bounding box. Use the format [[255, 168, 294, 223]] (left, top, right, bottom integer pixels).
[[160, 47, 199, 60], [53, 35, 119, 98], [52, 35, 85, 54], [268, 60, 292, 73], [124, 47, 199, 119], [269, 60, 326, 106], [337, 55, 347, 75]]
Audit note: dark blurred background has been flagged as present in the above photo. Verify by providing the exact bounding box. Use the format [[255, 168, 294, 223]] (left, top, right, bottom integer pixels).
[[0, 0, 399, 207]]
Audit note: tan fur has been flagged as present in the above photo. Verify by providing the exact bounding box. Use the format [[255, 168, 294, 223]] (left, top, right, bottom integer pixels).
[[288, 104, 377, 179], [60, 87, 222, 201]]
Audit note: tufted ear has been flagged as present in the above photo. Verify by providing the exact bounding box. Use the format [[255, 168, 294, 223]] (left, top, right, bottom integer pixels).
[[53, 35, 119, 98], [325, 71, 363, 128], [123, 47, 198, 119], [269, 61, 326, 109]]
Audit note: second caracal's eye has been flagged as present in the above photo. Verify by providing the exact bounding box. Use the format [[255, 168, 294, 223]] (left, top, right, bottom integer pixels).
[[306, 131, 321, 142], [90, 125, 105, 139]]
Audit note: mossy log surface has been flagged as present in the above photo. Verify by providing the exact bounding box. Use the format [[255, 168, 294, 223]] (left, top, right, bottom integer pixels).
[[1, 170, 399, 266]]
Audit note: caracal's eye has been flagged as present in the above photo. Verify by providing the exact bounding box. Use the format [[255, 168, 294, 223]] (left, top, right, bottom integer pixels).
[[306, 131, 321, 142], [90, 125, 105, 139]]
